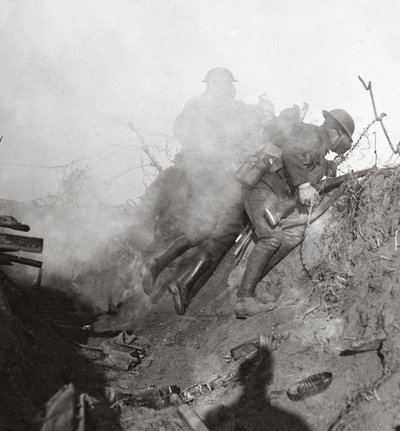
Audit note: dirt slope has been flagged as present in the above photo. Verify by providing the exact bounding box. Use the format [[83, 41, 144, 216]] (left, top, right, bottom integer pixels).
[[1, 167, 400, 430]]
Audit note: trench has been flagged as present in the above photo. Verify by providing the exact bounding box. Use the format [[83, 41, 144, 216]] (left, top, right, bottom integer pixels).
[[2, 168, 400, 430]]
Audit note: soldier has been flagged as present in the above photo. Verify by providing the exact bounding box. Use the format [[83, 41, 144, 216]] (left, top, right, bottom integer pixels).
[[142, 68, 271, 314], [234, 109, 355, 318]]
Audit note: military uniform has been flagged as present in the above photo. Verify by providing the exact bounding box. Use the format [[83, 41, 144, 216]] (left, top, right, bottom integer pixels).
[[174, 91, 267, 245], [235, 123, 336, 317], [246, 123, 331, 241], [142, 77, 270, 315]]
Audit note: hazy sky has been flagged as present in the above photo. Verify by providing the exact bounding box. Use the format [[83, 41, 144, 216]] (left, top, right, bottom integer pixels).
[[1, 0, 400, 204]]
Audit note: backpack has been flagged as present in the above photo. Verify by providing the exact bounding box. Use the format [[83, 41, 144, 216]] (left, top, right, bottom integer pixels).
[[234, 105, 301, 189]]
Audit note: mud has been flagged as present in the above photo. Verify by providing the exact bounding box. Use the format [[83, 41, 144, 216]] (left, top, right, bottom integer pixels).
[[1, 167, 400, 430]]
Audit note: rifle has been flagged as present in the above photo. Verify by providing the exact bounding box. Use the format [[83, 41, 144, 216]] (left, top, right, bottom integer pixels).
[[263, 168, 373, 228], [233, 224, 253, 263]]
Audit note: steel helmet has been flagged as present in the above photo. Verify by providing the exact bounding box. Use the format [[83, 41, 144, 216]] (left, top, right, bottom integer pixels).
[[202, 67, 237, 83], [322, 109, 355, 138]]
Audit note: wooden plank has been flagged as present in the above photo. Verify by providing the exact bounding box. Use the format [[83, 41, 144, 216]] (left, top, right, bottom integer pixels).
[[41, 384, 76, 431], [178, 404, 210, 431], [0, 233, 43, 253]]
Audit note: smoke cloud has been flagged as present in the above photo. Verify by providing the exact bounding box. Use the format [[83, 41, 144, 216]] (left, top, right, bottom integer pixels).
[[1, 0, 400, 316], [1, 0, 400, 205]]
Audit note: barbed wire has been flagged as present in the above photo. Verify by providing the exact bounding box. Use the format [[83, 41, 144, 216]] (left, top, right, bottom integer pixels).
[[0, 128, 178, 171], [97, 162, 154, 185], [0, 140, 131, 170], [338, 114, 385, 167], [357, 132, 371, 163]]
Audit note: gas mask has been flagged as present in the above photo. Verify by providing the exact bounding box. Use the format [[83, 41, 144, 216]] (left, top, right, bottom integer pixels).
[[329, 129, 352, 155]]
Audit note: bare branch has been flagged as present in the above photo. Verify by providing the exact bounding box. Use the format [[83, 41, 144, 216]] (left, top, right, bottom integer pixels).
[[358, 75, 400, 154], [127, 122, 163, 173]]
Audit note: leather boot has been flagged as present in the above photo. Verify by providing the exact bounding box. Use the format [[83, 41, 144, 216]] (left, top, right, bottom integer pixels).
[[142, 236, 192, 295], [234, 297, 276, 319], [168, 250, 215, 315], [235, 238, 280, 319]]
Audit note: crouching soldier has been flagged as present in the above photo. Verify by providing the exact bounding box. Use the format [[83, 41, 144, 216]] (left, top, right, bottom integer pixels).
[[234, 109, 355, 318], [141, 67, 271, 315]]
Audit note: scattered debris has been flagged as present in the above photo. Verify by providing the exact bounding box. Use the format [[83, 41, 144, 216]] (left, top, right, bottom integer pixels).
[[208, 370, 240, 391], [230, 339, 259, 361], [4, 159, 400, 430], [287, 372, 333, 401], [179, 335, 271, 405], [338, 334, 387, 356], [111, 385, 181, 410], [230, 334, 269, 361], [113, 334, 270, 413], [99, 330, 149, 369], [181, 384, 213, 403], [71, 330, 151, 371]]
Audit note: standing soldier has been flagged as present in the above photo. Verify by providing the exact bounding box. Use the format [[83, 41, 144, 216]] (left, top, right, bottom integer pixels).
[[234, 109, 355, 318], [142, 67, 272, 314]]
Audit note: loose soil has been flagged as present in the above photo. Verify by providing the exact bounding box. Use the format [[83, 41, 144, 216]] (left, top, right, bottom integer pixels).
[[1, 167, 400, 430]]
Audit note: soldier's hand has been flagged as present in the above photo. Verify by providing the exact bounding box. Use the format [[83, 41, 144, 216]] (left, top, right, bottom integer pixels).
[[298, 182, 319, 206]]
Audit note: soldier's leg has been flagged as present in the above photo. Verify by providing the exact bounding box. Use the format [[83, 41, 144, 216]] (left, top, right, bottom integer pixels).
[[168, 238, 227, 315], [234, 184, 284, 319], [141, 166, 217, 296], [141, 236, 195, 295], [141, 177, 225, 296], [169, 203, 245, 315], [260, 225, 306, 279]]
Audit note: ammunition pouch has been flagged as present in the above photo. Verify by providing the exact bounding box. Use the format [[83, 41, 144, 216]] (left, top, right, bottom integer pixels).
[[234, 144, 283, 189]]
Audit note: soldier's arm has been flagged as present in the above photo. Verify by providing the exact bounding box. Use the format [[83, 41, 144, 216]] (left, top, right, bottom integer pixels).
[[281, 137, 310, 186], [308, 163, 327, 186], [283, 137, 322, 205]]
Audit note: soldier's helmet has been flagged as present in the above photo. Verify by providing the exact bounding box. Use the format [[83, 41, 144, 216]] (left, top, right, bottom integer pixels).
[[322, 109, 355, 139], [202, 68, 237, 83]]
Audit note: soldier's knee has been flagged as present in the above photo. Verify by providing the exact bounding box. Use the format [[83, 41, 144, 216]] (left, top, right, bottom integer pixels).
[[257, 235, 281, 250], [282, 227, 305, 247], [200, 238, 228, 260]]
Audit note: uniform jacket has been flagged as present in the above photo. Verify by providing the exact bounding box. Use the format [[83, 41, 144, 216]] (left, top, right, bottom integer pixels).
[[173, 91, 267, 173], [255, 122, 332, 198], [281, 123, 332, 187]]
